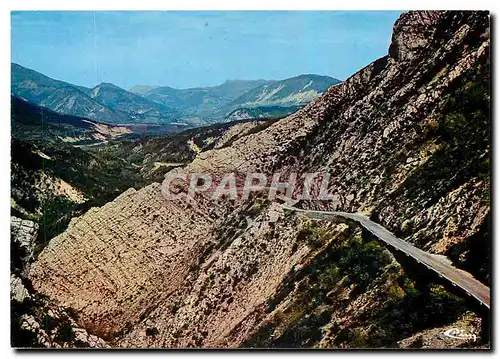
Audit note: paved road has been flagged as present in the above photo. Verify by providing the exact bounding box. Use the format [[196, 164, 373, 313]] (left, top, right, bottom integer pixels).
[[283, 205, 490, 309]]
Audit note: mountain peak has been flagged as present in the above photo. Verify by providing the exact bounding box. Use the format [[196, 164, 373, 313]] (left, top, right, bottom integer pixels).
[[94, 82, 124, 91]]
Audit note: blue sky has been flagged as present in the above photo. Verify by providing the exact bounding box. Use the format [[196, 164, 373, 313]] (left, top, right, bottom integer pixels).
[[11, 11, 402, 90]]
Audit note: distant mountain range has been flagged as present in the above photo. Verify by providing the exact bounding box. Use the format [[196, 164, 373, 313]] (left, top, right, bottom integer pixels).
[[214, 74, 341, 121], [88, 82, 181, 124], [132, 75, 341, 122], [12, 63, 341, 126], [132, 79, 273, 120], [225, 74, 339, 109], [11, 64, 180, 125]]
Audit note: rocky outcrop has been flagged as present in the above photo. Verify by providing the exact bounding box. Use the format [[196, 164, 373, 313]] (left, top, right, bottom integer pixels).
[[11, 216, 38, 277], [27, 11, 490, 348], [11, 217, 37, 255], [11, 275, 29, 302], [29, 184, 218, 340], [398, 312, 483, 349], [14, 298, 109, 348], [389, 11, 442, 62]]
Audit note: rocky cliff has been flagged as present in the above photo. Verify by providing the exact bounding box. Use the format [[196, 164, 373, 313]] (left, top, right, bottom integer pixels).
[[27, 11, 490, 348]]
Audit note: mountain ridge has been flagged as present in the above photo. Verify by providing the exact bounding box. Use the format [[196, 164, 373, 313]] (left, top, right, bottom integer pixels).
[[11, 63, 126, 124], [217, 74, 341, 116], [11, 63, 181, 125], [88, 82, 180, 124], [12, 62, 340, 126], [134, 74, 341, 121], [135, 79, 277, 120]]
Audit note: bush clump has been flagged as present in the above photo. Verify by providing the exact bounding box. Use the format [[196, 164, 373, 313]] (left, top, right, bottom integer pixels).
[[146, 327, 160, 336]]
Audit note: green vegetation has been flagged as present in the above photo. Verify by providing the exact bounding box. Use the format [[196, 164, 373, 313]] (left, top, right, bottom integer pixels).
[[336, 235, 392, 293], [370, 282, 466, 347], [37, 196, 76, 253], [245, 230, 394, 348], [379, 65, 490, 286], [218, 117, 282, 149], [247, 198, 269, 217], [446, 212, 490, 285], [244, 225, 469, 348], [394, 66, 490, 209], [297, 220, 339, 250], [297, 221, 323, 249], [57, 323, 75, 342], [283, 208, 294, 217], [11, 96, 293, 258], [95, 117, 279, 183], [11, 138, 147, 255]]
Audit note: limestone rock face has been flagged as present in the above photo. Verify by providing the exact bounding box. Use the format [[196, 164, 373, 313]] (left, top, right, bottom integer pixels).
[[29, 184, 216, 340], [11, 216, 38, 276], [11, 217, 37, 256], [10, 275, 29, 302], [389, 11, 442, 62], [28, 11, 490, 348]]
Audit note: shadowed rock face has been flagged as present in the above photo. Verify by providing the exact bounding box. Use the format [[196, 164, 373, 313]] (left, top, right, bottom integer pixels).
[[28, 11, 490, 348]]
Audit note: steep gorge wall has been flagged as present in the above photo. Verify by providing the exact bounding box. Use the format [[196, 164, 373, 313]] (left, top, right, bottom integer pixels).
[[28, 11, 490, 348]]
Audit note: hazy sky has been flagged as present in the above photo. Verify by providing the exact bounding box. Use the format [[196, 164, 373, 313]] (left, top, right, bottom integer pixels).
[[11, 11, 402, 90]]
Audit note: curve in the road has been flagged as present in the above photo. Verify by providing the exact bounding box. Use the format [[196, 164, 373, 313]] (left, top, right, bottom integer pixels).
[[283, 205, 490, 309]]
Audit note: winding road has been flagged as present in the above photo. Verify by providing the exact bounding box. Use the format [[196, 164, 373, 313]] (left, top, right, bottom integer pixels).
[[283, 205, 490, 309]]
